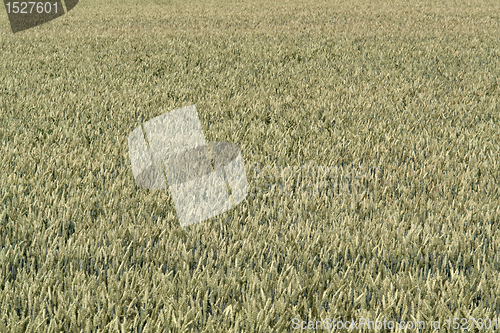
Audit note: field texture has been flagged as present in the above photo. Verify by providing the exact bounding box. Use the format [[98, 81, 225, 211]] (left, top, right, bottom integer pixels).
[[1, 0, 500, 331]]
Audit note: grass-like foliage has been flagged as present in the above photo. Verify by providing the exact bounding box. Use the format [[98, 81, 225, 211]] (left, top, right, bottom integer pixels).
[[1, 0, 500, 331]]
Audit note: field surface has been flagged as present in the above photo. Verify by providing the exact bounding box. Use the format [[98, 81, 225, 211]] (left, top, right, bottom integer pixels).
[[1, 0, 500, 331]]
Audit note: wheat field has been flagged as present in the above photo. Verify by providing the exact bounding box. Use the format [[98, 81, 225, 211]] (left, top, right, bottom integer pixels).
[[1, 0, 500, 331]]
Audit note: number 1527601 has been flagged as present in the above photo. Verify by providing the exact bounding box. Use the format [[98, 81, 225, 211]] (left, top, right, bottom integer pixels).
[[5, 2, 59, 14]]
